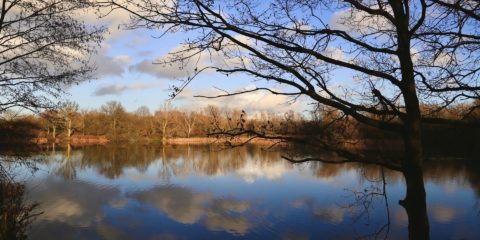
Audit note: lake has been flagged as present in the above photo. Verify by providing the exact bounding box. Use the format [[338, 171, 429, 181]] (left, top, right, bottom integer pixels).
[[2, 144, 480, 239]]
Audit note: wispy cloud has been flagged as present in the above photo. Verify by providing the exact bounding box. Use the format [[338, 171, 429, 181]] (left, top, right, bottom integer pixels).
[[176, 85, 308, 114], [93, 83, 154, 96], [130, 35, 253, 79]]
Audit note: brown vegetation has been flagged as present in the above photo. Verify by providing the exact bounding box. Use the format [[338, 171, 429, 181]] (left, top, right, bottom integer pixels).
[[1, 100, 479, 152], [0, 101, 303, 145]]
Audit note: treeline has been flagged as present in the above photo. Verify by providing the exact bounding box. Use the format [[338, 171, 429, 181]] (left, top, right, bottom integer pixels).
[[1, 100, 480, 153], [303, 102, 480, 155], [0, 101, 304, 143]]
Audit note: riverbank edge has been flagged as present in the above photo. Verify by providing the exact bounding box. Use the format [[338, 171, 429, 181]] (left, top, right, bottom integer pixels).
[[26, 136, 283, 146]]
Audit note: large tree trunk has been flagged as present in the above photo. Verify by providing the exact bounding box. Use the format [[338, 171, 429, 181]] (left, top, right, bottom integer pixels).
[[402, 70, 429, 240], [400, 160, 430, 240], [389, 2, 430, 237], [401, 70, 430, 240]]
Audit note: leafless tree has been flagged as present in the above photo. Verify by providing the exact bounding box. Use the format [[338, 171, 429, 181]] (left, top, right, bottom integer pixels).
[[101, 101, 126, 139], [59, 101, 79, 139], [0, 0, 105, 113], [181, 111, 197, 138], [155, 101, 173, 143], [39, 109, 62, 139], [99, 0, 479, 164], [95, 1, 480, 238]]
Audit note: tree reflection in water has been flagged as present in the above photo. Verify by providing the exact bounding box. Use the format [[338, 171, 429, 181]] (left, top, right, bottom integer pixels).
[[339, 165, 429, 240], [0, 155, 42, 240], [4, 144, 480, 239]]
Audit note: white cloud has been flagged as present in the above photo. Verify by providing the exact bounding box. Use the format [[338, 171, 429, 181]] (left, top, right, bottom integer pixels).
[[324, 47, 345, 61], [176, 85, 307, 114], [129, 46, 213, 79], [130, 35, 254, 79], [74, 3, 134, 40], [79, 0, 177, 41], [83, 43, 133, 77], [330, 7, 394, 34], [93, 83, 154, 96], [112, 55, 132, 65]]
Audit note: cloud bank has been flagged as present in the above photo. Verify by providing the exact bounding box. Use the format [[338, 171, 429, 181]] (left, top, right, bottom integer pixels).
[[93, 83, 153, 96]]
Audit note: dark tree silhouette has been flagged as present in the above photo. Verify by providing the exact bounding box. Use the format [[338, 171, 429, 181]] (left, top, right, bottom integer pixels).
[[0, 0, 104, 112], [99, 0, 479, 164], [98, 1, 480, 239]]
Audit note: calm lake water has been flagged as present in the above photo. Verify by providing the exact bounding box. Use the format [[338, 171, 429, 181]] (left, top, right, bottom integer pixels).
[[3, 144, 480, 239]]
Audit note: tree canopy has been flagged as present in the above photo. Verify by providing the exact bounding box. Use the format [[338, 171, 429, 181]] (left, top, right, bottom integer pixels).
[[0, 0, 104, 112]]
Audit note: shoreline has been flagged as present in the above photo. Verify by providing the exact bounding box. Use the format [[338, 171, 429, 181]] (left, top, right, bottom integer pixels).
[[27, 136, 283, 146]]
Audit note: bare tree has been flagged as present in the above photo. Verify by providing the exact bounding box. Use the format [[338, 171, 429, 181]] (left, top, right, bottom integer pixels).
[[181, 111, 197, 138], [59, 101, 79, 139], [39, 109, 62, 139], [99, 0, 479, 163], [98, 1, 480, 239], [0, 0, 104, 113], [0, 109, 20, 121], [101, 101, 126, 139], [155, 101, 173, 144], [135, 105, 154, 138]]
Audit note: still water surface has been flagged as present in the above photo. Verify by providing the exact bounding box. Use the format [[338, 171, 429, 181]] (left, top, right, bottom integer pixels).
[[9, 144, 480, 239]]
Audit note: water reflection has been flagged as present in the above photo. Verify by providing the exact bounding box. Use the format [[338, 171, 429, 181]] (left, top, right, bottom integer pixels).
[[0, 156, 40, 240], [132, 186, 251, 235], [0, 181, 38, 240], [1, 144, 480, 239]]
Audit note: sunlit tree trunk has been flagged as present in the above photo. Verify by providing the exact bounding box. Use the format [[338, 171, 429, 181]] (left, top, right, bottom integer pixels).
[[162, 121, 167, 144], [113, 118, 116, 139], [66, 119, 72, 139], [52, 125, 56, 140]]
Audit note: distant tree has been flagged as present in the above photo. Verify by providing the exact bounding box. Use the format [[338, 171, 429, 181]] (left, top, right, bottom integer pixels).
[[100, 101, 126, 139], [79, 109, 89, 136], [135, 106, 154, 138], [205, 105, 223, 133], [59, 101, 79, 138], [181, 111, 197, 138], [0, 0, 104, 113], [39, 110, 62, 139], [135, 106, 151, 117], [0, 109, 19, 122], [83, 110, 110, 136], [155, 101, 173, 143]]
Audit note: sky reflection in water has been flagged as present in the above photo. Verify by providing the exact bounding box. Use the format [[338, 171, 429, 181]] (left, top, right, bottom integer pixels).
[[18, 144, 480, 240]]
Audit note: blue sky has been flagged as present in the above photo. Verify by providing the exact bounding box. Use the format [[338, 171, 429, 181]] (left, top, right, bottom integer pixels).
[[65, 4, 357, 116], [67, 24, 310, 114]]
